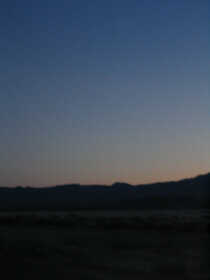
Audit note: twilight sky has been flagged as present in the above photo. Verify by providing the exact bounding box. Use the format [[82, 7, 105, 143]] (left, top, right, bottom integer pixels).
[[0, 0, 209, 187]]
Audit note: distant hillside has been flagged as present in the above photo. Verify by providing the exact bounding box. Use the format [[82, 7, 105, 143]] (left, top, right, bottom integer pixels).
[[0, 173, 209, 211]]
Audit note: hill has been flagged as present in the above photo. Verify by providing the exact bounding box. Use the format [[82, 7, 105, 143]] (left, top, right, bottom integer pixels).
[[0, 173, 209, 211]]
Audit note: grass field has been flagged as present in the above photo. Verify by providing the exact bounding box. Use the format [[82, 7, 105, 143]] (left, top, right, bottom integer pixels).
[[0, 211, 209, 279]]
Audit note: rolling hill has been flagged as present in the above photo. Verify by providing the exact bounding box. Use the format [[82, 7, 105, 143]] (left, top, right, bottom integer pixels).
[[0, 173, 209, 211]]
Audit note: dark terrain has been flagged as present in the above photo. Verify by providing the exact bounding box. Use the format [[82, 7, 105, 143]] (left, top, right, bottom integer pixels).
[[0, 211, 210, 280], [0, 173, 209, 279], [0, 173, 209, 211]]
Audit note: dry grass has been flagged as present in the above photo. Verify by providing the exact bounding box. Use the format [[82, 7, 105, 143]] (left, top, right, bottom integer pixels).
[[0, 211, 209, 279]]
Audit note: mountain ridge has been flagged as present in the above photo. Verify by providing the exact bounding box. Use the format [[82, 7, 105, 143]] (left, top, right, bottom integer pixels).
[[0, 173, 209, 211], [1, 172, 210, 189]]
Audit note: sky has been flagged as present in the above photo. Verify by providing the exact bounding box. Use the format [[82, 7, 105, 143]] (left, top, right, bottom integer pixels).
[[0, 0, 209, 187]]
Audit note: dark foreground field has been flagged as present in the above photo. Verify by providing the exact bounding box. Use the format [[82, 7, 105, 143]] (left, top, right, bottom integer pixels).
[[0, 212, 209, 280]]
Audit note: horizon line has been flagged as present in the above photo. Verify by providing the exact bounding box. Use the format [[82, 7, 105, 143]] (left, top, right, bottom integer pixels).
[[1, 172, 209, 189]]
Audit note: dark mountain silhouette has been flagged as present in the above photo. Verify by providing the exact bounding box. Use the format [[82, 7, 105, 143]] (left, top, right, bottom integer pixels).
[[0, 173, 209, 211]]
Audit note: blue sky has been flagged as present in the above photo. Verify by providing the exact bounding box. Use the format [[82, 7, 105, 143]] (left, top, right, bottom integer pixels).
[[0, 0, 209, 186]]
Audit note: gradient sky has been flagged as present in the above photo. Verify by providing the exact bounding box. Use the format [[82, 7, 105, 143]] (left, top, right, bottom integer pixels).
[[0, 0, 209, 186]]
